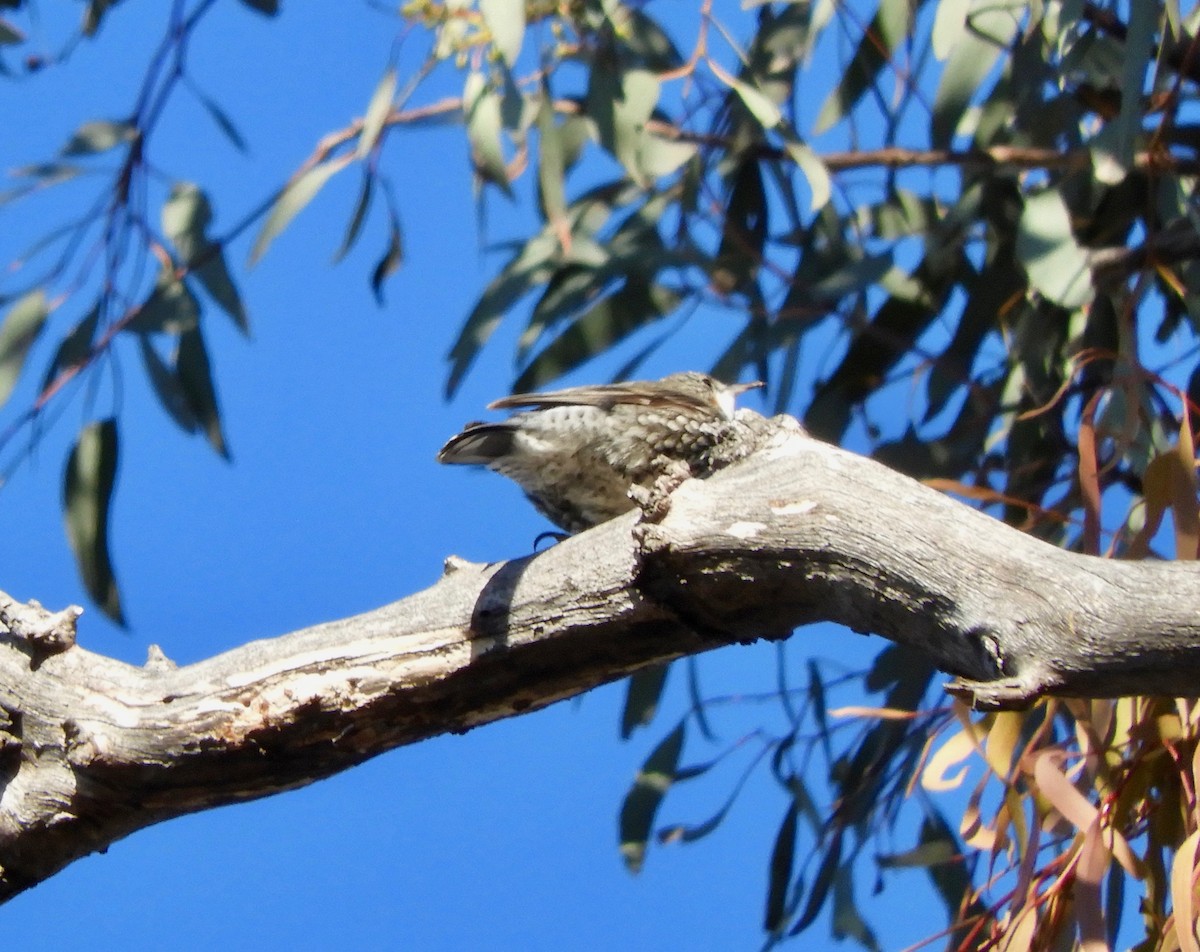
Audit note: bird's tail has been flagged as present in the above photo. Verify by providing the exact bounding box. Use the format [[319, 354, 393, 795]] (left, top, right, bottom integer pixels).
[[435, 422, 517, 465]]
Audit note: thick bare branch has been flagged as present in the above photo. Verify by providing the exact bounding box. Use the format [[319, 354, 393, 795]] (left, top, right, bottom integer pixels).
[[4, 419, 1200, 899]]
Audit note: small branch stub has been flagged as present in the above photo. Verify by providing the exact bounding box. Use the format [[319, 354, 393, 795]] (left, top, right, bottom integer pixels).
[[0, 594, 81, 655]]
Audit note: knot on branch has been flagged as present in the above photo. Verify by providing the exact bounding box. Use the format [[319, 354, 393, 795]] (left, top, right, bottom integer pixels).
[[0, 591, 81, 658]]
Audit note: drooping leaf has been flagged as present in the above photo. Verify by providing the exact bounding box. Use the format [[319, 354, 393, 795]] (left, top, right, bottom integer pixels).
[[127, 271, 200, 335], [82, 0, 122, 36], [0, 288, 48, 408], [177, 326, 228, 459], [621, 663, 670, 739], [782, 139, 831, 211], [480, 0, 525, 66], [370, 209, 403, 305], [238, 0, 279, 14], [710, 59, 782, 129], [806, 250, 961, 443], [618, 721, 685, 873], [637, 134, 697, 181], [620, 8, 683, 71], [40, 304, 100, 395], [63, 419, 124, 624], [790, 830, 843, 935], [249, 155, 352, 266], [192, 86, 248, 153], [333, 172, 375, 263], [1016, 187, 1094, 310], [357, 68, 396, 158], [194, 246, 249, 336], [138, 334, 198, 434], [0, 18, 23, 44], [931, 0, 968, 61], [162, 184, 249, 334], [764, 802, 800, 934], [0, 165, 84, 207], [814, 0, 921, 133], [60, 119, 136, 157], [1093, 0, 1155, 180], [464, 71, 511, 193], [831, 863, 879, 949], [712, 159, 768, 295], [161, 183, 212, 263], [514, 279, 679, 391], [931, 6, 1016, 147], [536, 96, 567, 228], [586, 66, 661, 185], [446, 228, 560, 396]]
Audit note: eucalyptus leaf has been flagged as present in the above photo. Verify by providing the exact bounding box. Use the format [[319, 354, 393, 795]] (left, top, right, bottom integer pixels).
[[0, 288, 48, 408], [249, 155, 352, 266], [63, 419, 124, 625]]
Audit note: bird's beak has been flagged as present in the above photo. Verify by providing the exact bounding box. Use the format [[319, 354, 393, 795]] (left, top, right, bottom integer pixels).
[[715, 379, 763, 419]]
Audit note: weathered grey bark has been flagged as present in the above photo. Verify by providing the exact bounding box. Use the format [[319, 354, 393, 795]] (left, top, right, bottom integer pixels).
[[2, 420, 1199, 902]]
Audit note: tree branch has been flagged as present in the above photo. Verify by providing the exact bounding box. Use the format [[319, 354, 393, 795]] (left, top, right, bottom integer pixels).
[[4, 419, 1200, 899]]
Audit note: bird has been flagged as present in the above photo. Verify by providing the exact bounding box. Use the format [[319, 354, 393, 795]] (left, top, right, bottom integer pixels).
[[436, 372, 766, 533]]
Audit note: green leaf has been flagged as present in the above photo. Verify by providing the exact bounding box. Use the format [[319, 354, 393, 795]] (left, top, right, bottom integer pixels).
[[128, 271, 200, 335], [637, 134, 696, 181], [162, 183, 212, 264], [447, 228, 560, 396], [536, 97, 567, 226], [931, 0, 968, 61], [621, 663, 670, 739], [63, 419, 124, 625], [831, 864, 879, 949], [619, 722, 685, 873], [480, 0, 525, 66], [931, 6, 1017, 147], [814, 0, 917, 134], [586, 66, 661, 185], [782, 140, 831, 211], [193, 87, 248, 153], [620, 8, 683, 71], [177, 326, 228, 459], [1094, 0, 1155, 181], [161, 184, 249, 335], [333, 172, 374, 263], [249, 156, 352, 266], [138, 334, 198, 434], [790, 831, 842, 935], [1016, 188, 1094, 310], [712, 159, 768, 294], [357, 68, 396, 158], [60, 119, 136, 157], [82, 0, 122, 37], [0, 289, 48, 408], [195, 247, 249, 336], [514, 279, 679, 391], [239, 0, 279, 14], [464, 71, 511, 193], [40, 304, 99, 395], [764, 802, 800, 934], [0, 164, 85, 208], [0, 18, 24, 44], [710, 59, 782, 129], [370, 210, 403, 305]]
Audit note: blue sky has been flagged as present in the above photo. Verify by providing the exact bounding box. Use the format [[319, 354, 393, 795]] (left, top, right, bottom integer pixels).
[[0, 3, 942, 949]]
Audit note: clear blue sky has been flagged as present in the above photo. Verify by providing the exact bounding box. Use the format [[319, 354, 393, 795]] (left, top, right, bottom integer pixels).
[[0, 3, 939, 949]]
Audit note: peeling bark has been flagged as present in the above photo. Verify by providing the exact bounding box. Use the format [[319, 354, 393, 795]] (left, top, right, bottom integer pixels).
[[2, 421, 1199, 900]]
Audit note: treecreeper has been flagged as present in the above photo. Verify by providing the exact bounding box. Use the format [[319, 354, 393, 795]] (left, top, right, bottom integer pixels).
[[437, 371, 794, 532]]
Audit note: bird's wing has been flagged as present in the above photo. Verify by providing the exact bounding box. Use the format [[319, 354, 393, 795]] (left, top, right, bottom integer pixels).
[[488, 381, 711, 413]]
